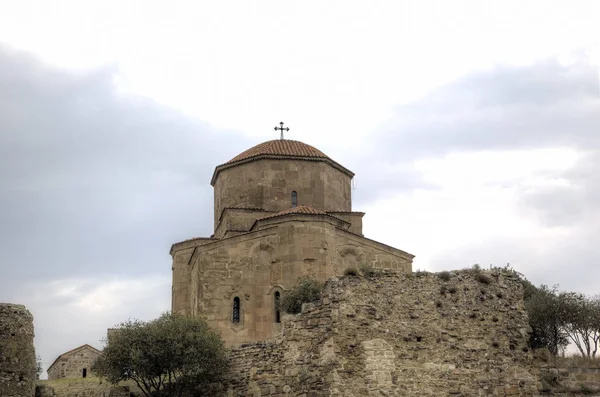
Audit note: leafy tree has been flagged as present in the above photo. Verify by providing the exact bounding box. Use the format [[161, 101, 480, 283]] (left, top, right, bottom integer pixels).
[[280, 278, 323, 314], [92, 312, 229, 397], [487, 263, 600, 357], [558, 292, 600, 358], [526, 284, 568, 355]]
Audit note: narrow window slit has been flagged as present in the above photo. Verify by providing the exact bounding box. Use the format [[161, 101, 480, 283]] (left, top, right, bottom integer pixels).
[[274, 291, 281, 323], [232, 297, 241, 323]]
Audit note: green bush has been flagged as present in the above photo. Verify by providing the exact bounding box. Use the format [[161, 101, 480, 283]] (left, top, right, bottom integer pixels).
[[280, 278, 323, 314], [437, 271, 451, 281]]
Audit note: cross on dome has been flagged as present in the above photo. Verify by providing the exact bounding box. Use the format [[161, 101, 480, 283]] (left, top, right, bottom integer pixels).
[[274, 122, 289, 140]]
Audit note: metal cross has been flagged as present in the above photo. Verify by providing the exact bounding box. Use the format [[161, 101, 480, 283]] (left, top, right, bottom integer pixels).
[[274, 122, 289, 140]]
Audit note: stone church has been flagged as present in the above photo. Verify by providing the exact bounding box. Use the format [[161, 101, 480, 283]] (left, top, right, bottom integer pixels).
[[170, 135, 414, 345]]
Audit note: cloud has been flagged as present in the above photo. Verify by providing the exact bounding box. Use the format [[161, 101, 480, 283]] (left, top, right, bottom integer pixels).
[[518, 151, 600, 227], [13, 274, 170, 377], [379, 52, 600, 157], [358, 52, 600, 294], [0, 44, 255, 292], [0, 44, 255, 370]]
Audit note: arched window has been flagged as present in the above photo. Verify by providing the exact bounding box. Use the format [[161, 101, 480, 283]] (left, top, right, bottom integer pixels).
[[274, 291, 281, 323], [232, 297, 240, 323], [291, 191, 298, 207]]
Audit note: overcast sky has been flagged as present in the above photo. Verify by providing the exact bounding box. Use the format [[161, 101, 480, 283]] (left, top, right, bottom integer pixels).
[[0, 0, 599, 376]]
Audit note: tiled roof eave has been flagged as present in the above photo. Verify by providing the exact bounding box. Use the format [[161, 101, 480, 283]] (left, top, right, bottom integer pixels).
[[170, 237, 213, 255], [211, 154, 354, 185], [250, 212, 350, 231]]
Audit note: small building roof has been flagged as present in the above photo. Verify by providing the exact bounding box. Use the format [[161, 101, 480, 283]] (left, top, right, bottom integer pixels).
[[47, 344, 101, 372], [211, 139, 354, 185]]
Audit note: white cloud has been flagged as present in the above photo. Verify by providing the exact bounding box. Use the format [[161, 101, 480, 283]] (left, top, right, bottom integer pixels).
[[0, 0, 598, 145], [14, 274, 170, 378], [362, 146, 599, 293]]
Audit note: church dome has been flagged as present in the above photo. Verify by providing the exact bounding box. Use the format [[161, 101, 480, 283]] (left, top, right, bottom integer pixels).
[[226, 140, 329, 164], [211, 139, 354, 185]]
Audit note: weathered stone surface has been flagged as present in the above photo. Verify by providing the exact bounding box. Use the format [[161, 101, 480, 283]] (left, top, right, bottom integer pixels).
[[535, 360, 600, 395], [0, 303, 36, 397], [219, 271, 541, 396], [36, 378, 133, 397], [47, 344, 101, 380]]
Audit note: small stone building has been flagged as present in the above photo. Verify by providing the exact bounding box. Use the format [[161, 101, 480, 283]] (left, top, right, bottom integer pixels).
[[47, 344, 101, 380], [170, 137, 415, 345]]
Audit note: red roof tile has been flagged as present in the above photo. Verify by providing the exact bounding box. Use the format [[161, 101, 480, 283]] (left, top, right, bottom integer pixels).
[[259, 205, 327, 220], [226, 140, 328, 164], [252, 206, 348, 227]]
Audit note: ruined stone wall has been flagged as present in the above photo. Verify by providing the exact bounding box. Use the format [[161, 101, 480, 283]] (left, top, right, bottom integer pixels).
[[36, 379, 134, 397], [220, 271, 541, 396], [535, 360, 600, 395], [213, 159, 352, 229], [0, 303, 36, 397]]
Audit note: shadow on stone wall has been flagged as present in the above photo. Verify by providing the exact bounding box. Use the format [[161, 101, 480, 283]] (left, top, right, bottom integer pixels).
[[0, 303, 36, 397], [218, 270, 541, 396]]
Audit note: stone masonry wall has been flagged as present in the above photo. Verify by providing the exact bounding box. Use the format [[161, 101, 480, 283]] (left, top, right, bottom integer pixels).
[[219, 271, 541, 396], [0, 303, 36, 397], [535, 361, 600, 394], [213, 159, 352, 229], [47, 346, 101, 380], [172, 219, 413, 345], [36, 379, 133, 397]]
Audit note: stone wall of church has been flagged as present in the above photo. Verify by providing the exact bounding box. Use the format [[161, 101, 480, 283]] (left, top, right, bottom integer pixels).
[[214, 208, 267, 239], [186, 221, 335, 345], [218, 271, 541, 396], [172, 247, 195, 314], [213, 159, 352, 230], [333, 228, 413, 274], [172, 218, 413, 345], [0, 303, 36, 397], [328, 212, 364, 235]]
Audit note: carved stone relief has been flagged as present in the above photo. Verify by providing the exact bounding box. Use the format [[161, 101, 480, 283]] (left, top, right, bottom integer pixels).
[[336, 245, 365, 274]]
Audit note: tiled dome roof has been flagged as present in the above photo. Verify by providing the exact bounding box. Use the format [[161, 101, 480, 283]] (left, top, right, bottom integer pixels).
[[226, 140, 329, 164], [211, 139, 354, 185]]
